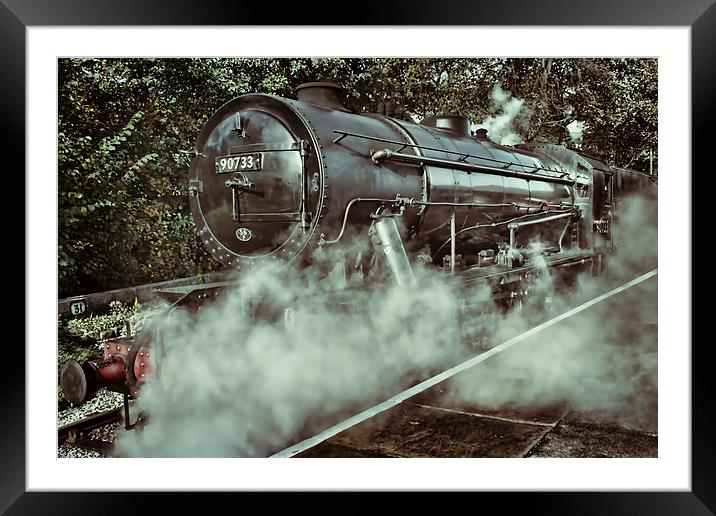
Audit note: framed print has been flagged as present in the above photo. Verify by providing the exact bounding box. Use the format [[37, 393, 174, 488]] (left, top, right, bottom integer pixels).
[[7, 0, 709, 513]]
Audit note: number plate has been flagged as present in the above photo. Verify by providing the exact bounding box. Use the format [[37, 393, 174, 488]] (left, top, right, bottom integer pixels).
[[215, 153, 262, 174], [70, 300, 87, 316]]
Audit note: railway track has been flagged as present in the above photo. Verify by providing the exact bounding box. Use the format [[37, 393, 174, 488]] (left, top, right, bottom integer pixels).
[[407, 402, 569, 458], [58, 269, 657, 459], [58, 406, 122, 457]]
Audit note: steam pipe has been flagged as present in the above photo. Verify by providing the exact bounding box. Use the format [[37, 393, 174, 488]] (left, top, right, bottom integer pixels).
[[371, 149, 575, 186], [450, 211, 456, 274], [558, 218, 572, 251], [323, 196, 574, 247], [508, 211, 576, 248], [432, 208, 578, 258], [369, 216, 416, 287], [506, 210, 575, 229], [319, 197, 398, 246]]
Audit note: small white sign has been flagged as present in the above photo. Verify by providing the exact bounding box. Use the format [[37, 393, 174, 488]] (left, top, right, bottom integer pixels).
[[70, 300, 87, 315], [236, 228, 252, 241]]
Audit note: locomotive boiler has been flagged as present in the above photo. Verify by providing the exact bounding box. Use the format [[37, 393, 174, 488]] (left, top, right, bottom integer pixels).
[[60, 82, 655, 410], [188, 82, 592, 283]]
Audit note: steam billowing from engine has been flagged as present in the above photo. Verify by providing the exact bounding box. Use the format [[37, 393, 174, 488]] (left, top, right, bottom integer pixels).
[[115, 193, 656, 457], [62, 82, 657, 457]]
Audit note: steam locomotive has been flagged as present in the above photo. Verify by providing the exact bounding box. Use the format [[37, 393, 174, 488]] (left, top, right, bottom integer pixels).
[[59, 82, 656, 413]]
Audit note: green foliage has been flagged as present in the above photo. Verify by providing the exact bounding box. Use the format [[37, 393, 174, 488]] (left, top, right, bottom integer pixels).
[[58, 58, 226, 297], [578, 59, 658, 170], [495, 58, 657, 170], [61, 300, 162, 341], [64, 302, 131, 340], [58, 321, 99, 365], [59, 58, 657, 297]]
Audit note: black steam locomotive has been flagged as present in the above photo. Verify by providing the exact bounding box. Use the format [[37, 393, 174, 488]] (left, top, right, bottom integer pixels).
[[186, 82, 652, 283], [60, 82, 655, 409]]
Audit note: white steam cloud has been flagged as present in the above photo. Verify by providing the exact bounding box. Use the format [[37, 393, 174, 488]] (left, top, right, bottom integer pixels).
[[116, 246, 465, 457], [474, 84, 526, 146], [116, 194, 657, 456], [446, 194, 658, 430]]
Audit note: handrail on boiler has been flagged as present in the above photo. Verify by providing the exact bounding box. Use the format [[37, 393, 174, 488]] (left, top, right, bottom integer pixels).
[[332, 129, 571, 179], [370, 148, 575, 186], [507, 211, 576, 249]]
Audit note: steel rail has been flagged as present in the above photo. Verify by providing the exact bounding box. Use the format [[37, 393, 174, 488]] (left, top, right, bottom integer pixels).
[[270, 268, 658, 458], [58, 406, 123, 444]]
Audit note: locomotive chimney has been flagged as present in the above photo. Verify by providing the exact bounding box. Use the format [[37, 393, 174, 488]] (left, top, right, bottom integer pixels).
[[475, 128, 489, 141], [296, 82, 347, 111]]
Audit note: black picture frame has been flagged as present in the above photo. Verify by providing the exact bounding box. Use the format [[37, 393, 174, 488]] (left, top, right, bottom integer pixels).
[[8, 1, 707, 513]]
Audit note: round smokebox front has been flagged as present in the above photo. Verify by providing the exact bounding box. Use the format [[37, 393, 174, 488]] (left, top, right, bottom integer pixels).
[[188, 95, 322, 270]]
